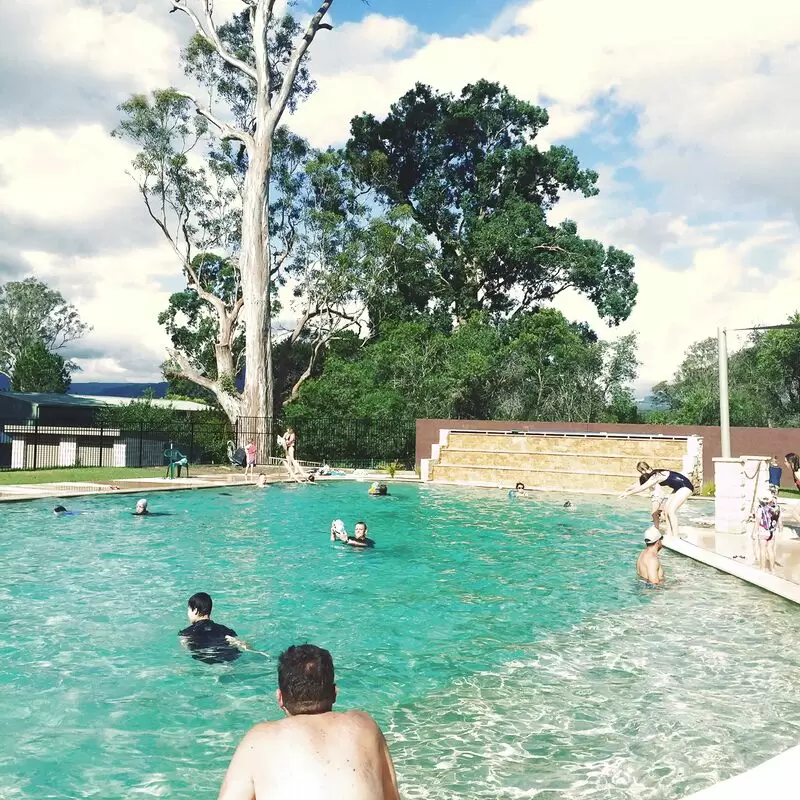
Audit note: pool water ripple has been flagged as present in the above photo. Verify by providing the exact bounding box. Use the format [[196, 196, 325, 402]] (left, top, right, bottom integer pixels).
[[1, 482, 799, 798]]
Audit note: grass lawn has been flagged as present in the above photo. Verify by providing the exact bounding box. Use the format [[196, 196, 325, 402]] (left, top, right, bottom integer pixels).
[[0, 467, 167, 485]]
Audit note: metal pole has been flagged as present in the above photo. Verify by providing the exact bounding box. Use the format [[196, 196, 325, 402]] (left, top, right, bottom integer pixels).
[[718, 327, 731, 458]]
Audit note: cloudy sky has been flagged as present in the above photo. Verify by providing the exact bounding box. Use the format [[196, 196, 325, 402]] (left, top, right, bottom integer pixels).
[[2, 0, 799, 395]]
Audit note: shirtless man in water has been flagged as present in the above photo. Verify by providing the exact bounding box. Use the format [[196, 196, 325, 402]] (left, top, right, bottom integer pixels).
[[637, 526, 665, 585], [218, 644, 400, 800]]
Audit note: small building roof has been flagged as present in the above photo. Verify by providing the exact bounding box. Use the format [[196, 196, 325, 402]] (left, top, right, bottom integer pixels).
[[0, 392, 210, 413]]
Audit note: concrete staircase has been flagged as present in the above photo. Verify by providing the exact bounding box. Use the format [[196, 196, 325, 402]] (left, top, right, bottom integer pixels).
[[422, 429, 702, 494]]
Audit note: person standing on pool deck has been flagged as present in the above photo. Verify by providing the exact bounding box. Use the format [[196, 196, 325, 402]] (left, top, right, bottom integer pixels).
[[282, 428, 298, 476], [620, 462, 694, 538], [179, 592, 241, 664], [245, 439, 257, 481], [637, 527, 665, 585], [217, 644, 400, 800]]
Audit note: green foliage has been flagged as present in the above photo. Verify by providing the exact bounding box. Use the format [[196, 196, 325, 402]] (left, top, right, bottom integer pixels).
[[0, 277, 90, 381], [10, 341, 74, 393], [700, 481, 716, 497], [97, 399, 231, 464], [347, 80, 637, 324], [650, 316, 800, 427], [286, 311, 640, 423]]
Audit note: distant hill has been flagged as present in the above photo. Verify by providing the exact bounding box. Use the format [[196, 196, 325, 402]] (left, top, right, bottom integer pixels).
[[69, 382, 170, 398], [0, 373, 170, 398]]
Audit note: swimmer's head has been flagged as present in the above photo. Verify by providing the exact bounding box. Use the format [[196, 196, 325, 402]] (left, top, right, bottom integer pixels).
[[354, 521, 367, 538], [136, 498, 148, 513], [187, 591, 212, 622], [636, 461, 652, 475], [644, 526, 663, 546], [515, 483, 525, 490], [53, 505, 67, 515], [308, 474, 315, 482], [277, 644, 336, 715], [563, 501, 572, 508]]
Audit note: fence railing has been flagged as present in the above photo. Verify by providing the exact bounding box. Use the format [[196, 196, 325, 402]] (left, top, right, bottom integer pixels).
[[0, 416, 416, 472]]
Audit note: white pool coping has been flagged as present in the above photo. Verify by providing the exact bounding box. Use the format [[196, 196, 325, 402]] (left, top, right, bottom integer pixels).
[[663, 533, 800, 605], [681, 742, 800, 799]]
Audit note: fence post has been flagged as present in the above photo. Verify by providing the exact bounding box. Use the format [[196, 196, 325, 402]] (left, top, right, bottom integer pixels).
[[139, 421, 144, 468], [190, 418, 195, 463], [99, 423, 104, 468], [32, 421, 39, 470]]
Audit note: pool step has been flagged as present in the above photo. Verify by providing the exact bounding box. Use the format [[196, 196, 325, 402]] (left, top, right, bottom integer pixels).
[[425, 430, 701, 494]]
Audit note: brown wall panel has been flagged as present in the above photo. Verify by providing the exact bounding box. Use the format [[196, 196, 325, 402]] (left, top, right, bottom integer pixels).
[[416, 419, 800, 488]]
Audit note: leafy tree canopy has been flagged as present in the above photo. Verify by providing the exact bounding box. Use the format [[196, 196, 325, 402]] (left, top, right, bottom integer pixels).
[[649, 314, 800, 427], [11, 340, 74, 394], [346, 80, 637, 324], [285, 311, 639, 424], [0, 277, 90, 381]]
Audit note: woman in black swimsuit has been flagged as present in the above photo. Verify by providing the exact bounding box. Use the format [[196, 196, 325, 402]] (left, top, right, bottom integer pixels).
[[621, 461, 694, 538]]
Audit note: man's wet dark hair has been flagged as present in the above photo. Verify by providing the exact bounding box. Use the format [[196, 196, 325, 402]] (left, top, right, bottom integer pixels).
[[278, 644, 335, 714], [515, 482, 525, 490], [188, 592, 212, 617], [53, 505, 67, 513]]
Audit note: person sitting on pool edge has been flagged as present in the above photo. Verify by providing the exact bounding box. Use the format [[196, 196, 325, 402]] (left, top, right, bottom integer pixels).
[[637, 526, 665, 586], [217, 644, 400, 800], [179, 592, 242, 664]]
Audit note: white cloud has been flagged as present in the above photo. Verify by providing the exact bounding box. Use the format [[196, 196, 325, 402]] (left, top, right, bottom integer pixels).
[[0, 126, 139, 223], [2, 0, 799, 391], [37, 1, 178, 91], [20, 246, 179, 382]]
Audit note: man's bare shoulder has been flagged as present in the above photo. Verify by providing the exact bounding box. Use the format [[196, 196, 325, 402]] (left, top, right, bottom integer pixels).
[[245, 710, 380, 737]]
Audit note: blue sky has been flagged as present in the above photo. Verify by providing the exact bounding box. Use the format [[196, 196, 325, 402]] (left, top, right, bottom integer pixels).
[[334, 0, 501, 35], [1, 0, 798, 394]]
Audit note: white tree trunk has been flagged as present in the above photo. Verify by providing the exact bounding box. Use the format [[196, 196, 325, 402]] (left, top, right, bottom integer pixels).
[[240, 140, 272, 421]]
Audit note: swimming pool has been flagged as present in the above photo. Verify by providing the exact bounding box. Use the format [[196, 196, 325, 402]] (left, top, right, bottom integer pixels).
[[2, 482, 799, 798]]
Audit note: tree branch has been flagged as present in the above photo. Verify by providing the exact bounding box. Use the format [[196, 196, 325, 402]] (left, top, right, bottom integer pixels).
[[283, 334, 326, 406], [184, 258, 235, 326], [174, 91, 253, 145], [168, 348, 218, 391], [170, 0, 257, 81], [270, 0, 333, 127]]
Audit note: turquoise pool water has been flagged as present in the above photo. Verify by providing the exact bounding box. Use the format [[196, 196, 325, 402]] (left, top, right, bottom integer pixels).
[[2, 482, 800, 799]]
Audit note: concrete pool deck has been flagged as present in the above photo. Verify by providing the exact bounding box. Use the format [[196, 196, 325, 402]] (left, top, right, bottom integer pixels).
[[671, 522, 800, 605], [0, 469, 419, 503]]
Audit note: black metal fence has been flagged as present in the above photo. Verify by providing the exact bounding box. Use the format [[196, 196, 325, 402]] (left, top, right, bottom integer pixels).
[[238, 416, 416, 470], [0, 416, 416, 472]]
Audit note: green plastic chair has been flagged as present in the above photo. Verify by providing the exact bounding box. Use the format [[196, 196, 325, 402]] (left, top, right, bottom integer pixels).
[[164, 448, 189, 479]]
